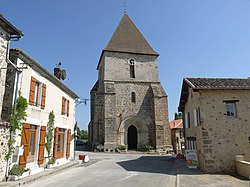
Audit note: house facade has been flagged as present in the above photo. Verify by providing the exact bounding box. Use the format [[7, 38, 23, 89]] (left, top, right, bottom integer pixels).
[[1, 48, 78, 178], [178, 78, 250, 173], [89, 13, 171, 151], [0, 15, 23, 181], [169, 119, 184, 154]]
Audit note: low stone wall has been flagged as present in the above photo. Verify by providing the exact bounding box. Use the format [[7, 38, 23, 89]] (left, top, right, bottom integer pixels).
[[235, 155, 250, 179]]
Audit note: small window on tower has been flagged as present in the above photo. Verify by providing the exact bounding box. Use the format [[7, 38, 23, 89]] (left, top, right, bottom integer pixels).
[[131, 92, 136, 103], [129, 58, 135, 78]]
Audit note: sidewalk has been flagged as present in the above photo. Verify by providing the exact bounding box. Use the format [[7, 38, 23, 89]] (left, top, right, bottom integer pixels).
[[175, 159, 249, 187], [0, 160, 79, 187]]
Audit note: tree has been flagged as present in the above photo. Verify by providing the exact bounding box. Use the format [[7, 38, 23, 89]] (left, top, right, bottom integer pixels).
[[45, 111, 55, 163], [80, 130, 88, 140], [174, 112, 183, 120], [5, 95, 28, 161]]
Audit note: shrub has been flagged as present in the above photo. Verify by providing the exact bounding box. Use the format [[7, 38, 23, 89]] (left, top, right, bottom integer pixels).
[[116, 145, 126, 151], [48, 157, 55, 165], [145, 145, 154, 151], [9, 164, 29, 177]]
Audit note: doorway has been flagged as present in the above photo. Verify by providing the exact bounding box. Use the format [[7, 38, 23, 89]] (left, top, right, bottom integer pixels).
[[127, 125, 137, 150]]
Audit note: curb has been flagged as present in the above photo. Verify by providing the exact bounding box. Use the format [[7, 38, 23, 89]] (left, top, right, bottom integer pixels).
[[0, 161, 79, 187]]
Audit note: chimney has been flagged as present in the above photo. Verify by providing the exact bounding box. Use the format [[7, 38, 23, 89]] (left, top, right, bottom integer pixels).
[[54, 67, 61, 80]]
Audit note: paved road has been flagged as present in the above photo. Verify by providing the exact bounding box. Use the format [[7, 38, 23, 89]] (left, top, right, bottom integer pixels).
[[23, 152, 176, 187]]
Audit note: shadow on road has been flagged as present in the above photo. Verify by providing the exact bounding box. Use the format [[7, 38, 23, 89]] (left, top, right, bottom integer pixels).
[[76, 145, 90, 151], [117, 156, 176, 175]]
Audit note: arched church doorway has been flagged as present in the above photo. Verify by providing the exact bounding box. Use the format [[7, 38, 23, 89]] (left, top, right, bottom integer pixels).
[[127, 125, 137, 150]]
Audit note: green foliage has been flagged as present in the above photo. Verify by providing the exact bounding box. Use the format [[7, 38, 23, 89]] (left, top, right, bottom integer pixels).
[[5, 96, 28, 161], [145, 145, 154, 151], [174, 112, 183, 120], [80, 130, 88, 140], [115, 145, 126, 151], [76, 127, 88, 140], [47, 157, 55, 165], [8, 164, 29, 177], [45, 111, 55, 163]]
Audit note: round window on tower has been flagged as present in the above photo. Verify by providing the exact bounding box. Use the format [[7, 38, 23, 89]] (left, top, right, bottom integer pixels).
[[128, 58, 135, 65]]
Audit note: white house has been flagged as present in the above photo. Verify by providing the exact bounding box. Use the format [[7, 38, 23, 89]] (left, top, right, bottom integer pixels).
[[2, 48, 78, 176]]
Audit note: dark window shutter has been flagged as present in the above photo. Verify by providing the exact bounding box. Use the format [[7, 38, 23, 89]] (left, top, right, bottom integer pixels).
[[38, 126, 46, 165], [61, 97, 65, 115], [29, 77, 36, 105], [53, 127, 59, 160], [41, 84, 46, 109], [67, 100, 70, 117], [19, 124, 30, 168], [66, 129, 71, 159]]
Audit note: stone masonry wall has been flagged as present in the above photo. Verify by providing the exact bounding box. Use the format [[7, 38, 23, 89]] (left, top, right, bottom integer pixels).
[[90, 51, 170, 150], [0, 27, 10, 181], [0, 28, 9, 119], [0, 125, 9, 181], [104, 52, 159, 83], [184, 88, 250, 173], [200, 90, 250, 173], [114, 82, 154, 148], [184, 89, 206, 171]]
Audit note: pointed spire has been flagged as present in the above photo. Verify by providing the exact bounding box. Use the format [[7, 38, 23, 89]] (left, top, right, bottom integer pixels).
[[103, 14, 159, 56]]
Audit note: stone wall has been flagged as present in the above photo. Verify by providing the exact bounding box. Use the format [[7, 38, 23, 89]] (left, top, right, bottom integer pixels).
[[90, 51, 170, 150], [0, 27, 9, 119], [0, 124, 10, 181], [184, 88, 250, 173], [0, 27, 10, 181], [103, 52, 159, 83]]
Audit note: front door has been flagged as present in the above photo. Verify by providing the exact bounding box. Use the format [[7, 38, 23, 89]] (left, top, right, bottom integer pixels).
[[27, 125, 37, 163], [127, 125, 137, 150]]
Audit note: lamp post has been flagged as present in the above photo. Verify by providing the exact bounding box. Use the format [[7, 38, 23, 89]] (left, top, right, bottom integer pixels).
[[74, 123, 78, 160]]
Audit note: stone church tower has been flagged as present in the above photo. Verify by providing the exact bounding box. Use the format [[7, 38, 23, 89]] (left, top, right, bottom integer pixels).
[[89, 13, 171, 151]]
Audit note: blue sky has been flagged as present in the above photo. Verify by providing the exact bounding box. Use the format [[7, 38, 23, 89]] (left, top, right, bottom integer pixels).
[[1, 0, 250, 130]]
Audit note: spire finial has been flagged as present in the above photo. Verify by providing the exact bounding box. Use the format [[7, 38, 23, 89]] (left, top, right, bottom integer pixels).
[[124, 0, 127, 14]]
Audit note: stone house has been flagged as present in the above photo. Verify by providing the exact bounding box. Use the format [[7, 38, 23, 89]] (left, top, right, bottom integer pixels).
[[169, 119, 185, 154], [0, 15, 23, 181], [1, 48, 78, 178], [89, 13, 171, 151], [178, 78, 250, 173]]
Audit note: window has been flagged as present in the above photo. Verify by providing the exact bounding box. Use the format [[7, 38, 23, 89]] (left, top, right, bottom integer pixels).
[[185, 112, 191, 128], [131, 92, 136, 103], [194, 108, 201, 127], [34, 81, 42, 106], [62, 97, 70, 116], [186, 140, 196, 150], [27, 125, 37, 163], [226, 103, 236, 117], [129, 58, 135, 78], [29, 77, 46, 109]]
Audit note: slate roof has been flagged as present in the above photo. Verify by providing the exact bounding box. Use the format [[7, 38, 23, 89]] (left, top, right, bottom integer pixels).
[[97, 13, 158, 69], [0, 14, 23, 36], [104, 13, 159, 56]]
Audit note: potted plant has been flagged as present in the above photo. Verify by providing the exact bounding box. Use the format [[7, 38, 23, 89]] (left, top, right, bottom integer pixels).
[[46, 157, 55, 169], [8, 164, 29, 181]]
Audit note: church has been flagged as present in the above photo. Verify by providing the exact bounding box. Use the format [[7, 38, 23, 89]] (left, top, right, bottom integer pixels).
[[89, 13, 171, 151]]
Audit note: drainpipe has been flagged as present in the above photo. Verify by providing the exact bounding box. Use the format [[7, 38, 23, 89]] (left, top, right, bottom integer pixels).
[[4, 35, 21, 181]]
